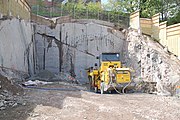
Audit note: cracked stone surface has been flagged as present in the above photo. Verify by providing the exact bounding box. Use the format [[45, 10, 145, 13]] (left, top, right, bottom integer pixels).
[[0, 18, 34, 77], [33, 22, 125, 83], [1, 16, 180, 95], [123, 29, 180, 95]]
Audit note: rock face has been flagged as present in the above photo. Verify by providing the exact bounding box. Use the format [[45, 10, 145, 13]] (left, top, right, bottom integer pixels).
[[33, 21, 125, 83], [0, 18, 34, 76], [0, 16, 180, 96], [123, 29, 180, 95]]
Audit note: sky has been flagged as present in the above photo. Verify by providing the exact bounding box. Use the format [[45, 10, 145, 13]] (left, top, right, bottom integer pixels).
[[101, 0, 108, 4]]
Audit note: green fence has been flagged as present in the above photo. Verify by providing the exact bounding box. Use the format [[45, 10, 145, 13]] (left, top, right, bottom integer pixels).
[[32, 5, 129, 27]]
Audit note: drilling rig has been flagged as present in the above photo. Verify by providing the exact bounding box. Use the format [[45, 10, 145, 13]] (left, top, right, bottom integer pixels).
[[87, 53, 131, 94]]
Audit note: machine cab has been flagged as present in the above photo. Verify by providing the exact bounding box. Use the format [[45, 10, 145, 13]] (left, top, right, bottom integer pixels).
[[99, 53, 121, 71]]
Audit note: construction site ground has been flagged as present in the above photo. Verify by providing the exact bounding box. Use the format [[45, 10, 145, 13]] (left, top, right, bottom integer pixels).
[[0, 81, 180, 120]]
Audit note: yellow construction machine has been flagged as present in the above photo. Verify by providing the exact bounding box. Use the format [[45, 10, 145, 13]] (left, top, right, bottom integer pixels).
[[87, 53, 131, 94]]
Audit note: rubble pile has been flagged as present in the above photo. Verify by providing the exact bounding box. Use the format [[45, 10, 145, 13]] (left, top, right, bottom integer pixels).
[[135, 81, 157, 93], [0, 67, 29, 82], [28, 70, 56, 81], [123, 29, 180, 95], [28, 70, 79, 84], [56, 72, 79, 84], [0, 74, 25, 110]]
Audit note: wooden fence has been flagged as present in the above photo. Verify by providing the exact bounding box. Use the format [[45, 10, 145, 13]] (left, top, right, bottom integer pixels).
[[0, 0, 30, 20], [130, 11, 180, 59]]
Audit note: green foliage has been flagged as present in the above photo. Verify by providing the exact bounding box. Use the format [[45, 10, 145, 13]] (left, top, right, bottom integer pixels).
[[76, 1, 86, 10], [140, 0, 160, 18], [31, 1, 130, 27], [37, 0, 44, 7], [167, 11, 180, 25], [32, 0, 179, 26], [140, 0, 180, 25], [104, 0, 139, 13], [87, 2, 102, 12], [105, 0, 180, 25]]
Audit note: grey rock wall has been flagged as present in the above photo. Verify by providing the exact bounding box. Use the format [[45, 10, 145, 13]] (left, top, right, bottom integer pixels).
[[123, 29, 180, 95], [1, 16, 180, 96], [0, 18, 34, 78], [33, 22, 125, 83]]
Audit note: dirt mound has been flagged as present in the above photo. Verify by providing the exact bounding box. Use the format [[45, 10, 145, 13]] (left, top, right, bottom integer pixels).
[[0, 74, 24, 110], [0, 74, 23, 95], [0, 67, 29, 82], [29, 70, 56, 81], [135, 81, 157, 94], [35, 70, 55, 80], [29, 70, 79, 83], [56, 72, 79, 84]]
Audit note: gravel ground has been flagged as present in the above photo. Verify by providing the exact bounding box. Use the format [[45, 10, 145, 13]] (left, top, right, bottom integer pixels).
[[1, 82, 180, 120]]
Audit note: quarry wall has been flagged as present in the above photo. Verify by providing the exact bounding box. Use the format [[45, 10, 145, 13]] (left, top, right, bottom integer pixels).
[[33, 19, 125, 82], [0, 18, 34, 78], [124, 29, 180, 95], [0, 1, 180, 95]]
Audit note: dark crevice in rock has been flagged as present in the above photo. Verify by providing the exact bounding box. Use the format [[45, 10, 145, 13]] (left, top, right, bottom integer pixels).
[[36, 32, 95, 57], [36, 32, 75, 48], [47, 38, 53, 52], [24, 42, 33, 75], [32, 34, 36, 75]]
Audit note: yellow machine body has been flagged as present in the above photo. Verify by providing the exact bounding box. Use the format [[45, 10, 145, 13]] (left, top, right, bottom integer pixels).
[[87, 53, 131, 93]]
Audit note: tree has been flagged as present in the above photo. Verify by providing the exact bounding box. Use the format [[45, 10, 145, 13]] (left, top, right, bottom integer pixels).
[[105, 0, 180, 25], [103, 0, 139, 13], [37, 0, 44, 7], [86, 2, 102, 12]]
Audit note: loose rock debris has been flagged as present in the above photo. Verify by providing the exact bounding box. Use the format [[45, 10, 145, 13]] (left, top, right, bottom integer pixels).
[[123, 29, 180, 95], [0, 69, 81, 111], [1, 73, 180, 120], [0, 25, 180, 119], [28, 70, 79, 84], [0, 74, 26, 111], [22, 80, 53, 86]]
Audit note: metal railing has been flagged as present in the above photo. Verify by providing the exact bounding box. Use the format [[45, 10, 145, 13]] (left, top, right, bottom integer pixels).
[[31, 5, 130, 27]]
